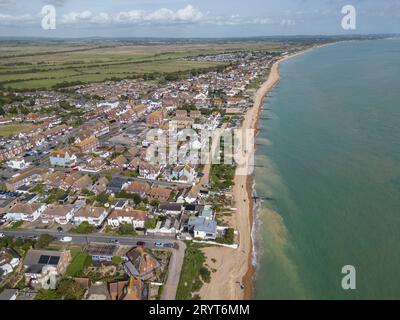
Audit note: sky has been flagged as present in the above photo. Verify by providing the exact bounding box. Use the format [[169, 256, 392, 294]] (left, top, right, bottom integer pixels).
[[0, 0, 399, 38]]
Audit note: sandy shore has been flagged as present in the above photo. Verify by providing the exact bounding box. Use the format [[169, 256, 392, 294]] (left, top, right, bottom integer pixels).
[[198, 46, 322, 300]]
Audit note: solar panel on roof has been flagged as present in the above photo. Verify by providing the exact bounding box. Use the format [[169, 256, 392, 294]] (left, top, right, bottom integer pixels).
[[38, 255, 50, 264], [48, 256, 60, 265]]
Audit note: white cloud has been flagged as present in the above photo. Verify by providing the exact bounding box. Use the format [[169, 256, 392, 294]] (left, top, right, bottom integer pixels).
[[0, 13, 36, 25]]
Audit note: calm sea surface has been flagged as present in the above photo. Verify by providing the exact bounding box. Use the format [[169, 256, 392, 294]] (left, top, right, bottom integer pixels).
[[254, 39, 400, 299]]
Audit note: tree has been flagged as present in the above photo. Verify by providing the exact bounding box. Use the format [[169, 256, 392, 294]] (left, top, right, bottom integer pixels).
[[35, 234, 54, 249], [57, 279, 85, 300], [117, 223, 137, 236], [112, 256, 122, 265]]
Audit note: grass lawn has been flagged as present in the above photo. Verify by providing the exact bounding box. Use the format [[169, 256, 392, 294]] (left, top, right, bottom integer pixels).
[[0, 124, 38, 137], [66, 249, 92, 277], [176, 243, 211, 300]]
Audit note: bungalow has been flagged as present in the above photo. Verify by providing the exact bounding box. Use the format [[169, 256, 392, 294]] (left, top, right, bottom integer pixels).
[[149, 217, 180, 235], [148, 187, 171, 202], [74, 206, 109, 227], [60, 172, 81, 191], [124, 181, 150, 197], [43, 171, 65, 190], [6, 203, 47, 222], [111, 155, 128, 169], [92, 177, 109, 195], [107, 208, 147, 228], [71, 175, 93, 193], [49, 149, 77, 167], [157, 202, 183, 216], [41, 204, 75, 225], [88, 243, 118, 262]]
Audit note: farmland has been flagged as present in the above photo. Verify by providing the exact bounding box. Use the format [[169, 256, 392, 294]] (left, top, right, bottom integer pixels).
[[0, 40, 286, 90]]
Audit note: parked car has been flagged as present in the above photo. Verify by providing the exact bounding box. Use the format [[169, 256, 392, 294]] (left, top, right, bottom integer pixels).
[[163, 243, 174, 248], [154, 242, 163, 248], [57, 227, 64, 233], [0, 232, 5, 238], [60, 236, 72, 243], [110, 239, 119, 244], [136, 241, 146, 246]]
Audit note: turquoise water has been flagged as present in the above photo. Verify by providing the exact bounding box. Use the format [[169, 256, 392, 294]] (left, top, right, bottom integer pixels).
[[254, 39, 400, 299]]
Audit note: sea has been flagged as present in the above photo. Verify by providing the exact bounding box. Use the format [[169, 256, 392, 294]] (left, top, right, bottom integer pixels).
[[254, 39, 400, 299]]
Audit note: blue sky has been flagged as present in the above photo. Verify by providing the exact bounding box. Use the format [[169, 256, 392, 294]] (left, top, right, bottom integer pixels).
[[0, 0, 399, 37]]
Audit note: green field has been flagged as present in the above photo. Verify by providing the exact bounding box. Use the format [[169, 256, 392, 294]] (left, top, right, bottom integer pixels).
[[0, 41, 285, 90], [0, 123, 39, 137]]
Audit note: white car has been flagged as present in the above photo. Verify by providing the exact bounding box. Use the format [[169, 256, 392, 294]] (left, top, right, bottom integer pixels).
[[60, 236, 72, 243], [0, 232, 5, 238]]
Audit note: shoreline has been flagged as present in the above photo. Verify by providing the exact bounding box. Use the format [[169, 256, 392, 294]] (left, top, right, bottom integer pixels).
[[243, 44, 332, 299], [198, 44, 327, 300]]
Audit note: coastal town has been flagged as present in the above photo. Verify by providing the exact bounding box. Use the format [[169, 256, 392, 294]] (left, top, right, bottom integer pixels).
[[0, 40, 313, 301]]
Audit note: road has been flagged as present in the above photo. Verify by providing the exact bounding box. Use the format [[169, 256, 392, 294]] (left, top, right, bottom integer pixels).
[[1, 229, 186, 300]]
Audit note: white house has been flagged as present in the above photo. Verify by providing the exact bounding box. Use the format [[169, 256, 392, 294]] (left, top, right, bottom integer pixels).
[[41, 204, 75, 225], [107, 208, 147, 228], [6, 203, 47, 222], [74, 206, 109, 227], [188, 217, 217, 240], [148, 217, 180, 235], [7, 157, 29, 170]]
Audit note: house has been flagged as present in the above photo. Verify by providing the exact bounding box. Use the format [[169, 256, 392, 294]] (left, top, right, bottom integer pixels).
[[87, 243, 118, 262], [0, 289, 18, 300], [7, 157, 29, 170], [71, 175, 93, 193], [200, 205, 214, 220], [41, 204, 75, 225], [92, 176, 109, 195], [43, 171, 65, 190], [49, 149, 77, 167], [148, 187, 171, 202], [74, 206, 109, 226], [188, 217, 217, 240], [157, 202, 183, 216], [113, 277, 143, 300], [5, 167, 45, 191], [6, 203, 46, 222], [74, 135, 100, 154], [149, 217, 180, 235], [124, 246, 160, 280], [138, 162, 161, 180], [111, 155, 128, 169], [80, 158, 106, 173], [0, 247, 20, 278], [23, 249, 71, 289], [146, 108, 167, 126], [60, 172, 81, 191], [107, 177, 129, 194], [168, 164, 196, 184], [0, 197, 19, 215], [107, 208, 147, 228], [124, 181, 150, 197]]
